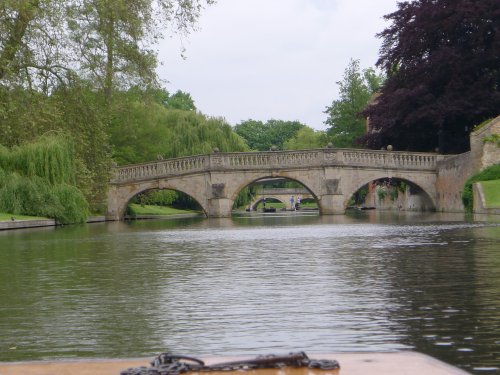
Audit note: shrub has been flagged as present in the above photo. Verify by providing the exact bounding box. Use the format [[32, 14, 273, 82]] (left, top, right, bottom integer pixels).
[[0, 135, 89, 223]]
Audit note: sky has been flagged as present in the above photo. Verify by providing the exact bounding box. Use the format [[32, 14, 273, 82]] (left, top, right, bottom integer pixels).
[[156, 0, 400, 130]]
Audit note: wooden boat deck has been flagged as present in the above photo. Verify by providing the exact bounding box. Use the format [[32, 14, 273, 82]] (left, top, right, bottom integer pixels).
[[0, 352, 471, 375]]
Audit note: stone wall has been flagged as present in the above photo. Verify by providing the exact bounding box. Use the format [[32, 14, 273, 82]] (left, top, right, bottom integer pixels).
[[435, 152, 473, 212], [364, 184, 435, 212], [469, 116, 500, 171], [435, 115, 500, 212], [473, 182, 500, 215]]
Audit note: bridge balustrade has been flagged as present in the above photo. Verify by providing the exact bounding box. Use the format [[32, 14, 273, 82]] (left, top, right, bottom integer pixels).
[[111, 149, 440, 184]]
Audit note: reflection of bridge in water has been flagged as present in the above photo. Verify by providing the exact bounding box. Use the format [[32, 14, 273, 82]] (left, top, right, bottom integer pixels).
[[106, 147, 463, 220], [250, 188, 314, 210]]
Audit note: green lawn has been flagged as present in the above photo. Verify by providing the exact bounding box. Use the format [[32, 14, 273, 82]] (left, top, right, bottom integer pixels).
[[481, 180, 500, 208], [128, 203, 201, 216], [0, 212, 49, 221]]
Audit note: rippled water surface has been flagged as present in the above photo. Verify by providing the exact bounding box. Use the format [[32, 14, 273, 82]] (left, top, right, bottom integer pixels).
[[0, 211, 499, 374]]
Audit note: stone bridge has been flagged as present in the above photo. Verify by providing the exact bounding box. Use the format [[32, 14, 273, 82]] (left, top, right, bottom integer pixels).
[[249, 188, 314, 210], [107, 148, 451, 220]]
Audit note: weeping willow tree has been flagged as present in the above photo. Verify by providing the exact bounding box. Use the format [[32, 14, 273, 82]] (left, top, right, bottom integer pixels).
[[109, 93, 249, 165], [0, 134, 89, 224]]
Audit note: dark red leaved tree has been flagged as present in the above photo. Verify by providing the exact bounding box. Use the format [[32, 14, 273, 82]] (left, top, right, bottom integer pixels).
[[361, 0, 500, 153]]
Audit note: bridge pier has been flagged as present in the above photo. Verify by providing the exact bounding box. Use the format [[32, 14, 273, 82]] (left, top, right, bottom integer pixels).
[[207, 198, 233, 218], [319, 194, 346, 215]]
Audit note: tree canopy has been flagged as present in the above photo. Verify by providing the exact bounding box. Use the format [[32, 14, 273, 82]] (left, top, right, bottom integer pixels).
[[325, 59, 384, 148], [109, 89, 248, 165], [0, 0, 214, 93], [0, 0, 216, 214], [362, 0, 500, 153], [234, 119, 306, 151], [283, 127, 328, 150]]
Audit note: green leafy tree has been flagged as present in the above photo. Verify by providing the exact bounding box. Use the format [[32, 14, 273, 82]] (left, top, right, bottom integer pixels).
[[1, 1, 214, 212], [109, 90, 248, 164], [1, 0, 214, 92], [165, 90, 196, 111], [234, 119, 305, 151], [325, 59, 384, 148], [0, 0, 70, 87], [283, 127, 328, 150], [0, 134, 89, 223], [66, 0, 214, 100]]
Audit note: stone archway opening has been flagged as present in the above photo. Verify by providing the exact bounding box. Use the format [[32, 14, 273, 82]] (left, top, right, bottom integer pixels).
[[232, 176, 319, 213], [125, 188, 205, 219], [348, 178, 435, 211]]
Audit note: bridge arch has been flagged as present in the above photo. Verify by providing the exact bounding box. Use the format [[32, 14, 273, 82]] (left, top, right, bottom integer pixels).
[[250, 196, 286, 210], [345, 174, 437, 210], [107, 149, 446, 219], [107, 178, 210, 220], [228, 174, 321, 211]]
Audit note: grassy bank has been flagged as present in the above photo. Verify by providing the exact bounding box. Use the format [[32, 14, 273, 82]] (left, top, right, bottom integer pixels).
[[128, 204, 201, 216], [481, 180, 500, 208], [0, 212, 49, 221]]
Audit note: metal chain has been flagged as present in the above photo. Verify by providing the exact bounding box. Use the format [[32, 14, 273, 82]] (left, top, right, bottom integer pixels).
[[120, 352, 340, 375]]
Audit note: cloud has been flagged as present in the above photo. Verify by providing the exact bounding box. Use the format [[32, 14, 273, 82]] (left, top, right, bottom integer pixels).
[[157, 0, 399, 130]]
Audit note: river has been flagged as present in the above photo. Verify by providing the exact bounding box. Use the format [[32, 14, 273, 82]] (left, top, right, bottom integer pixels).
[[0, 211, 499, 374]]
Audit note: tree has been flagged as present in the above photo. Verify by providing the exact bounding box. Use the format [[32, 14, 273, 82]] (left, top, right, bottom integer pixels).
[[234, 119, 305, 151], [66, 0, 215, 100], [109, 89, 248, 164], [324, 59, 384, 148], [165, 90, 196, 111], [283, 127, 328, 150], [1, 0, 214, 93], [362, 0, 500, 153], [0, 0, 214, 212], [0, 0, 70, 88]]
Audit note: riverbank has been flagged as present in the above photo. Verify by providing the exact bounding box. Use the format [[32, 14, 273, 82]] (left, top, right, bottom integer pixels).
[[0, 216, 107, 231], [0, 352, 471, 375], [0, 204, 202, 231]]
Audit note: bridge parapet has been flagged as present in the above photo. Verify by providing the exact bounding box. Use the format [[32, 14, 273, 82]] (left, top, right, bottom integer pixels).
[[341, 150, 440, 169], [110, 149, 442, 184], [111, 155, 209, 183], [257, 188, 311, 195]]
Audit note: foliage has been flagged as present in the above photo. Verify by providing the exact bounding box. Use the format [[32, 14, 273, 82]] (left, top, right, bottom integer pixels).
[[462, 164, 500, 212], [109, 90, 248, 164], [0, 86, 62, 147], [232, 186, 256, 209], [376, 185, 387, 201], [0, 0, 68, 86], [483, 134, 500, 147], [0, 83, 112, 211], [0, 135, 89, 223], [234, 119, 306, 151], [283, 127, 328, 150], [362, 0, 500, 154], [0, 134, 76, 185], [133, 190, 178, 207], [0, 174, 88, 224], [165, 90, 196, 111], [1, 0, 214, 92], [325, 59, 384, 148], [49, 82, 112, 209]]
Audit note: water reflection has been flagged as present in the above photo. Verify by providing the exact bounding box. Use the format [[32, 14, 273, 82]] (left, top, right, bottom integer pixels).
[[0, 212, 498, 374]]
